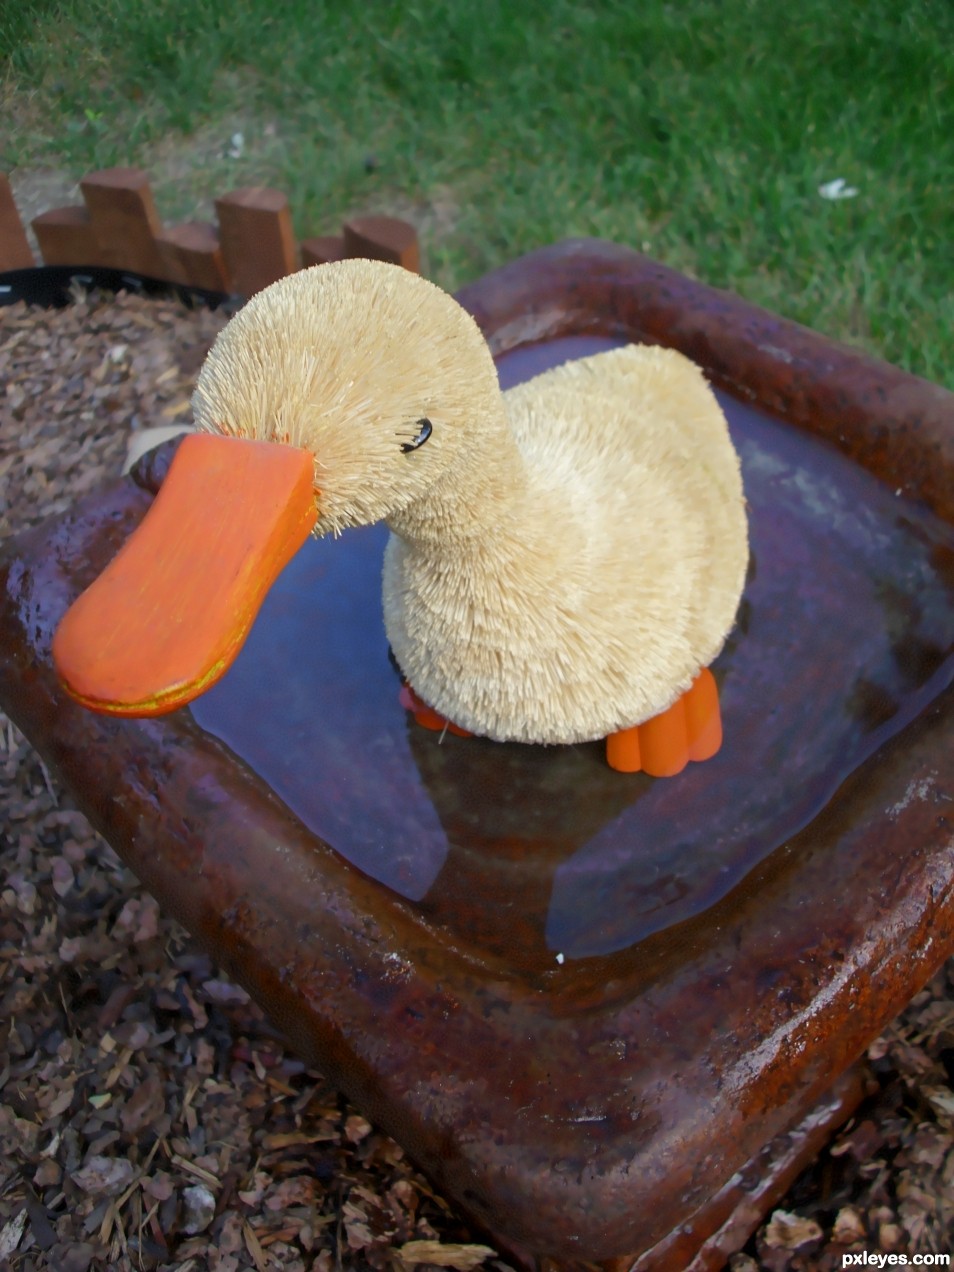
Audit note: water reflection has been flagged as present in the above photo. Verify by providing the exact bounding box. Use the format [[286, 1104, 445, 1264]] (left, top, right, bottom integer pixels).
[[190, 337, 954, 967]]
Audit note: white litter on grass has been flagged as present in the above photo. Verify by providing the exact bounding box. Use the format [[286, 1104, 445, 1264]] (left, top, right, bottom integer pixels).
[[818, 178, 858, 200], [227, 131, 244, 158]]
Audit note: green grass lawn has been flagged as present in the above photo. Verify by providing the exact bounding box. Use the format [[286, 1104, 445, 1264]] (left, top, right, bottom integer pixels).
[[3, 0, 952, 386]]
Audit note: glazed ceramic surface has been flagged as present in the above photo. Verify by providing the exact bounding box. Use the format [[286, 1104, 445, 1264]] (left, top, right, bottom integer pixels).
[[187, 333, 954, 970]]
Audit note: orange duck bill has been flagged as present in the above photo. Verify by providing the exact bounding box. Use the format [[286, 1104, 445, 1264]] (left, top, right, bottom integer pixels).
[[52, 433, 318, 716]]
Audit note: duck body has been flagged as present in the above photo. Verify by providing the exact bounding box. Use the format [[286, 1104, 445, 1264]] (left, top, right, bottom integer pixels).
[[52, 260, 748, 770], [384, 345, 747, 744]]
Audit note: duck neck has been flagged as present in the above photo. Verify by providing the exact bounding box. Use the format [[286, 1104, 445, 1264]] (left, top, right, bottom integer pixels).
[[386, 404, 529, 549]]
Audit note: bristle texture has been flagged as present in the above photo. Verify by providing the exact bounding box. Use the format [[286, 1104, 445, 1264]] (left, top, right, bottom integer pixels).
[[194, 262, 748, 743], [384, 345, 748, 742]]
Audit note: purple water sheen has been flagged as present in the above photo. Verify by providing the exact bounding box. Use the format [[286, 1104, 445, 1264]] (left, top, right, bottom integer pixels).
[[190, 336, 954, 962]]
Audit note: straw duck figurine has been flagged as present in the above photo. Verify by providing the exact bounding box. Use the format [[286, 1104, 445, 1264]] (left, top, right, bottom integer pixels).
[[53, 259, 748, 776]]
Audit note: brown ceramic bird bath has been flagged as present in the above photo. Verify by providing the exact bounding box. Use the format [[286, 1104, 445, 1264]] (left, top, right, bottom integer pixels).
[[2, 240, 954, 1270]]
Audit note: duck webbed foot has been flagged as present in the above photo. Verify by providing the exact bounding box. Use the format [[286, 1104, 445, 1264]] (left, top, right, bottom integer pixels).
[[606, 668, 722, 776], [399, 672, 722, 775], [399, 683, 473, 737]]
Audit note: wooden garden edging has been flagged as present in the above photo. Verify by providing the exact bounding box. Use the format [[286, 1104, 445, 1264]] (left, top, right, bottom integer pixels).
[[0, 168, 420, 296]]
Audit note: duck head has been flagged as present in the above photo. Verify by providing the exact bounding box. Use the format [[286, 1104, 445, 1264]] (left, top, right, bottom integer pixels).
[[52, 260, 505, 717]]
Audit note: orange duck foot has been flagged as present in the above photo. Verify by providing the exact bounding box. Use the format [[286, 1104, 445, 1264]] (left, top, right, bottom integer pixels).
[[400, 672, 722, 776], [606, 668, 722, 776], [399, 683, 473, 737]]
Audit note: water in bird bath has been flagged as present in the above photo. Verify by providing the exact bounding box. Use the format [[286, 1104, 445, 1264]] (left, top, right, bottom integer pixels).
[[188, 335, 954, 974]]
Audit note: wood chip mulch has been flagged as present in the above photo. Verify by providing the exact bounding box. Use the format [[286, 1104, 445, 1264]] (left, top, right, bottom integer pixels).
[[1, 288, 953, 1271]]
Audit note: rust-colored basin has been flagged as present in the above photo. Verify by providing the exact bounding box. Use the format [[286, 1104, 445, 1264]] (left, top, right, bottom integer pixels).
[[2, 240, 953, 1268]]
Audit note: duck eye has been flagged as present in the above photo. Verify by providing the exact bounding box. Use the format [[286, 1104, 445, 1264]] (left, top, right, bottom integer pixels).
[[400, 418, 432, 454]]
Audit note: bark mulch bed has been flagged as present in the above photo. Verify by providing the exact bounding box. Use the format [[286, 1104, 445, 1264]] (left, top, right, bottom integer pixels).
[[2, 288, 953, 1270]]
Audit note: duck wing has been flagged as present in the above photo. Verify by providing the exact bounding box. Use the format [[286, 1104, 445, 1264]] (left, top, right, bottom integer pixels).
[[503, 344, 748, 714]]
